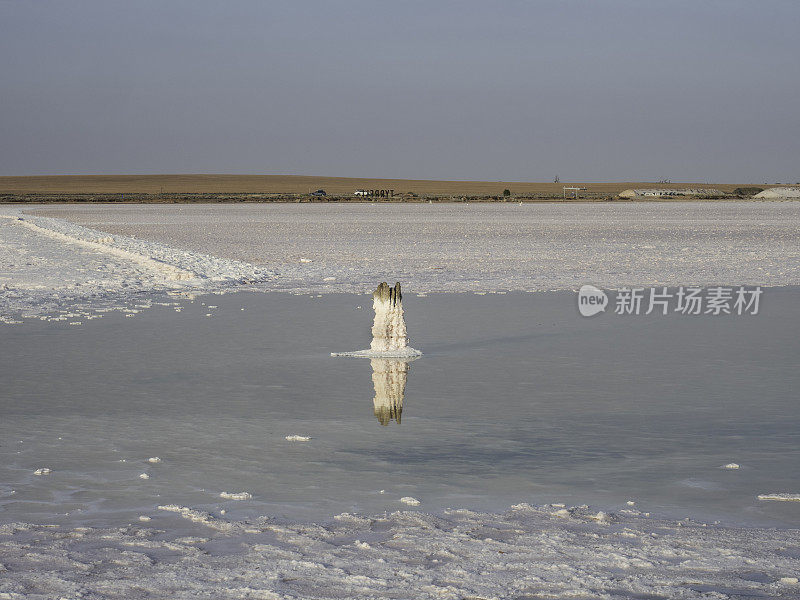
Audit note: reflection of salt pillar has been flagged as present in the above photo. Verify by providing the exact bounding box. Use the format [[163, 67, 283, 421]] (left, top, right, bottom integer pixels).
[[370, 282, 408, 353], [371, 358, 408, 426]]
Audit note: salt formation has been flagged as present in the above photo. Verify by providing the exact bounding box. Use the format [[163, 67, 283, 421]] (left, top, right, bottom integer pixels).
[[332, 282, 421, 358], [371, 358, 411, 425], [754, 186, 800, 199], [370, 282, 408, 352]]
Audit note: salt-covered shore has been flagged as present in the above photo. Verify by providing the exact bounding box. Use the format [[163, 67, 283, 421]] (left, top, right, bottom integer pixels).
[[3, 202, 800, 322], [2, 503, 799, 599]]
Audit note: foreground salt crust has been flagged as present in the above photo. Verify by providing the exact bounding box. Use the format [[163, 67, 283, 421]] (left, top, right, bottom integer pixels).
[[1, 503, 799, 599]]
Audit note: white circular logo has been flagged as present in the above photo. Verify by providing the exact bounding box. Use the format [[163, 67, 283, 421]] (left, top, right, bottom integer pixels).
[[578, 285, 608, 317]]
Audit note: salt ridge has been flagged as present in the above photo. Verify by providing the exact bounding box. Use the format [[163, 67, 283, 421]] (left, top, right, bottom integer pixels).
[[0, 208, 275, 321]]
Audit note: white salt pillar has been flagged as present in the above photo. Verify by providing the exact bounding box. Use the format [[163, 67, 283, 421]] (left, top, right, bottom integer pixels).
[[370, 282, 408, 353]]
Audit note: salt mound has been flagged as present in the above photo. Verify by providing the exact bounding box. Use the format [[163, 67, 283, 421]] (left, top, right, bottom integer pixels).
[[619, 188, 724, 199], [754, 187, 800, 199]]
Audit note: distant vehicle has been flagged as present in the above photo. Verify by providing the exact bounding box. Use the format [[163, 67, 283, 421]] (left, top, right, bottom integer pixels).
[[310, 189, 326, 197], [353, 190, 369, 196]]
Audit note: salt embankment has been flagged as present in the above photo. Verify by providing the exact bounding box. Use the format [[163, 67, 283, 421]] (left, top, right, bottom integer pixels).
[[754, 187, 800, 199], [0, 207, 274, 322]]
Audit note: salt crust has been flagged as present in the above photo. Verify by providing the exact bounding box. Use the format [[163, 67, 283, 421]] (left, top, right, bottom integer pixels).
[[1, 503, 799, 599]]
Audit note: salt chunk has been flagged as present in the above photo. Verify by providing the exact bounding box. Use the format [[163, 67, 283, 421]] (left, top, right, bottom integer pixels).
[[219, 491, 252, 500], [400, 496, 421, 506], [147, 457, 161, 463], [780, 577, 799, 585], [758, 493, 800, 502], [139, 473, 150, 480], [138, 516, 151, 522]]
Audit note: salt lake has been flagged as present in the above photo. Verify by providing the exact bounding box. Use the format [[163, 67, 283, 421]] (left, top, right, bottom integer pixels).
[[3, 288, 798, 529]]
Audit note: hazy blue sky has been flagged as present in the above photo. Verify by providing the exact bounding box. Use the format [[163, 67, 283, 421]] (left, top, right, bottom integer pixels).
[[1, 1, 798, 182]]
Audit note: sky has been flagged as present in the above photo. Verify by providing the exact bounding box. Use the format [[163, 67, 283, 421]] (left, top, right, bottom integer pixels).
[[1, 0, 798, 182]]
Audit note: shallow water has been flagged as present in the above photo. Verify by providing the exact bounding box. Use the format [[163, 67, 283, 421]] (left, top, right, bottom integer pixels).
[[2, 289, 799, 528]]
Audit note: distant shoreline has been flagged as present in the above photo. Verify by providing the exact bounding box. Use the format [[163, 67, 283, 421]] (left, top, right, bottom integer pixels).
[[2, 194, 787, 204], [0, 174, 790, 203]]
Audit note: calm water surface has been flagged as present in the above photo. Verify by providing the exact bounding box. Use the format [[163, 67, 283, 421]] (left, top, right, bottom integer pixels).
[[2, 290, 799, 527]]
